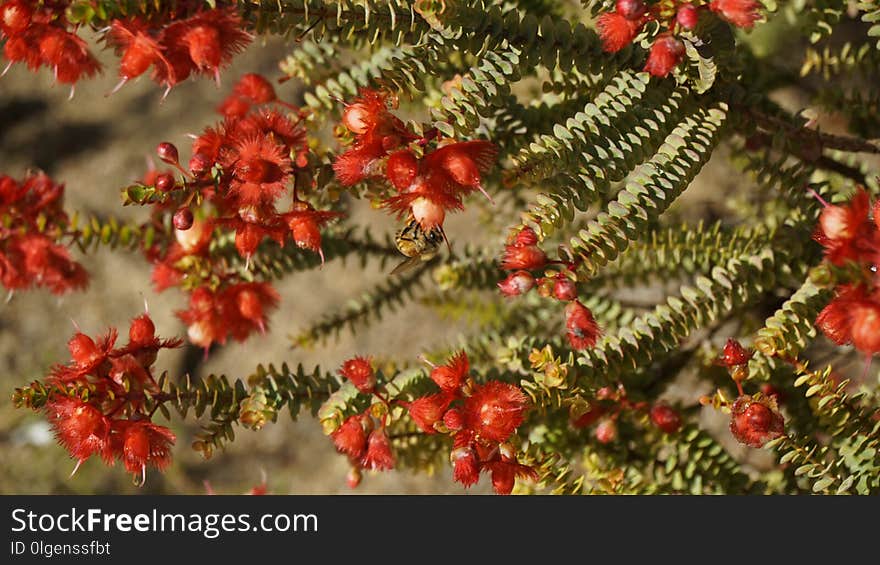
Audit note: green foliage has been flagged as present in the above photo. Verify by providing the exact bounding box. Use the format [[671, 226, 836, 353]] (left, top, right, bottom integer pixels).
[[11, 0, 880, 495]]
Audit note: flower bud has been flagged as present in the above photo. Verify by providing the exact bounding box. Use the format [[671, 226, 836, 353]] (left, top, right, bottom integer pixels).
[[616, 0, 646, 20], [500, 244, 546, 271], [729, 395, 784, 448], [1, 1, 33, 35], [650, 404, 682, 434], [717, 338, 753, 367], [129, 314, 156, 346], [339, 356, 376, 394], [156, 142, 179, 166], [346, 466, 362, 489], [155, 173, 175, 192], [553, 277, 578, 301], [342, 103, 372, 134], [497, 270, 535, 297], [513, 226, 539, 247], [173, 208, 194, 231], [595, 417, 618, 444], [676, 4, 700, 29], [451, 446, 480, 487]]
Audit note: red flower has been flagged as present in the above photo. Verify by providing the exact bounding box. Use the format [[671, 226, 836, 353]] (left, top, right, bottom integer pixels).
[[500, 244, 547, 271], [218, 73, 291, 118], [597, 12, 642, 53], [361, 429, 395, 471], [406, 392, 455, 434], [109, 420, 176, 482], [386, 150, 419, 191], [813, 188, 878, 266], [729, 395, 784, 448], [443, 408, 465, 431], [121, 313, 183, 367], [483, 454, 538, 495], [332, 145, 384, 186], [0, 0, 32, 36], [217, 95, 253, 119], [426, 140, 497, 199], [497, 270, 536, 297], [50, 328, 117, 383], [716, 338, 753, 367], [45, 396, 110, 467], [851, 300, 880, 355], [340, 88, 401, 136], [710, 0, 761, 29], [222, 281, 280, 340], [430, 350, 470, 393], [380, 141, 498, 227], [224, 136, 292, 207], [874, 198, 880, 232], [816, 284, 880, 356], [461, 381, 528, 443], [233, 73, 279, 105], [161, 8, 251, 84], [512, 227, 539, 247], [649, 404, 682, 433], [4, 234, 88, 294], [564, 300, 601, 350], [177, 287, 227, 349], [644, 35, 685, 78], [451, 446, 480, 487], [283, 202, 343, 264], [331, 415, 367, 458], [37, 26, 102, 85], [105, 19, 170, 88], [222, 213, 287, 260], [816, 287, 860, 346], [339, 356, 376, 393]]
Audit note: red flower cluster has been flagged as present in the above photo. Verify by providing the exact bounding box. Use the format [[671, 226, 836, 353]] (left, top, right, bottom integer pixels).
[[330, 357, 395, 480], [333, 88, 498, 229], [596, 0, 762, 77], [1, 3, 251, 97], [140, 74, 335, 350], [41, 313, 182, 484], [0, 172, 87, 295], [499, 226, 547, 273], [813, 188, 880, 360], [572, 385, 681, 442], [176, 282, 279, 350], [0, 0, 100, 93], [498, 226, 602, 350], [404, 351, 536, 494], [106, 7, 251, 95]]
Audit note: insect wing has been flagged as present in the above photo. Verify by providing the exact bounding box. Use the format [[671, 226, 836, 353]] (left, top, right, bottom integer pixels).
[[389, 255, 424, 276]]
